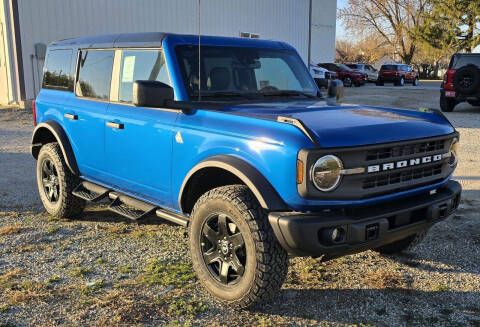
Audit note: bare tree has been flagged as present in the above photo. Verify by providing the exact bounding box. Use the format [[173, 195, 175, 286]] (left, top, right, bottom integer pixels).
[[338, 0, 430, 64]]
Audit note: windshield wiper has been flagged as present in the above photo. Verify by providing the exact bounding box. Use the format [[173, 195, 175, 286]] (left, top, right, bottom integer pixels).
[[195, 91, 260, 99], [260, 90, 318, 99]]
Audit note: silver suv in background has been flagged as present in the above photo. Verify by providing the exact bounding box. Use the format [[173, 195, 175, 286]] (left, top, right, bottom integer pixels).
[[346, 63, 379, 82]]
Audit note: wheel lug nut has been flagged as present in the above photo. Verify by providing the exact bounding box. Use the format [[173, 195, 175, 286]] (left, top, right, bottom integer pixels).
[[218, 250, 221, 253], [224, 257, 227, 261], [224, 236, 227, 240], [218, 240, 221, 243], [229, 243, 233, 248], [230, 254, 233, 258]]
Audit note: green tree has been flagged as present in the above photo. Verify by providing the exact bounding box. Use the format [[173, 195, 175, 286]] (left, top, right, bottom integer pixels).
[[415, 0, 480, 53]]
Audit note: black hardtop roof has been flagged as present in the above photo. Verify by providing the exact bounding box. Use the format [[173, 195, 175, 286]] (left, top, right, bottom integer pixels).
[[50, 32, 168, 49]]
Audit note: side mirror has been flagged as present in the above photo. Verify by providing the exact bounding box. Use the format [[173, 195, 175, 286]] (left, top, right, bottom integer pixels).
[[326, 79, 344, 104], [133, 80, 174, 107]]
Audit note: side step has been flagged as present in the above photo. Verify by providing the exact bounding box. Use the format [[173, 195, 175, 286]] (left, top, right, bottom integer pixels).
[[108, 193, 156, 221], [72, 181, 109, 202]]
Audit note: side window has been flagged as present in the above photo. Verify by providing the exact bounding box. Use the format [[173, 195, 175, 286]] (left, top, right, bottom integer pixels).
[[118, 50, 170, 103], [76, 50, 114, 100], [43, 49, 74, 91]]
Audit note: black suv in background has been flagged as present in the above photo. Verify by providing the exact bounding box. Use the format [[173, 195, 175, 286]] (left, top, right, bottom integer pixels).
[[441, 53, 480, 112]]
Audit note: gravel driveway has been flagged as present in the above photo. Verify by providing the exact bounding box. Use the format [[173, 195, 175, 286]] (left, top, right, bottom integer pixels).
[[0, 86, 479, 326]]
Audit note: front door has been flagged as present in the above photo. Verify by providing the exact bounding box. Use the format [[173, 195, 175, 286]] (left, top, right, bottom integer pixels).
[[104, 49, 177, 206]]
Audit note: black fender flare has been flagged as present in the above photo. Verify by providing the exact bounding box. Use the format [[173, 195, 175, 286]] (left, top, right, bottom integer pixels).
[[31, 120, 79, 175], [178, 155, 288, 212]]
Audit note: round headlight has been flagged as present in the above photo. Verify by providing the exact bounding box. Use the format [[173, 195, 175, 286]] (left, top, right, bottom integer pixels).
[[311, 155, 343, 192], [449, 138, 458, 167]]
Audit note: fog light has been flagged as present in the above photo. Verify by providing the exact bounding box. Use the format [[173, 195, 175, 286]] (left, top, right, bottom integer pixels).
[[320, 227, 345, 244]]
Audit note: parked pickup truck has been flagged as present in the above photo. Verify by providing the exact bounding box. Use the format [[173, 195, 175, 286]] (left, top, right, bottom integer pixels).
[[32, 32, 461, 308]]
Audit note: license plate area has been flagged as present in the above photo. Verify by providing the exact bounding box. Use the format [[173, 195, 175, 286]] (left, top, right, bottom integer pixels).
[[445, 91, 456, 97], [365, 223, 380, 241]]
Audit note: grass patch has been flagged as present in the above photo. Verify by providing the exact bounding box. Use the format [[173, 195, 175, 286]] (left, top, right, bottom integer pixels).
[[159, 297, 208, 318], [69, 266, 94, 278], [47, 275, 61, 284], [79, 279, 105, 296], [118, 265, 132, 274], [0, 225, 23, 236], [142, 259, 195, 288], [4, 279, 52, 304], [0, 269, 24, 290], [46, 226, 60, 234], [0, 304, 10, 312], [363, 270, 405, 289], [434, 284, 450, 292]]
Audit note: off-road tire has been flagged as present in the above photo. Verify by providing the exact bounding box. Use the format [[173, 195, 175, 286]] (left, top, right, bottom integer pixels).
[[440, 94, 457, 112], [189, 185, 288, 308], [412, 78, 419, 86], [36, 143, 86, 218], [374, 231, 427, 255]]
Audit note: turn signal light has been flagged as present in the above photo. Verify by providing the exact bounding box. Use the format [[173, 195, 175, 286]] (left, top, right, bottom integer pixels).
[[296, 160, 304, 184]]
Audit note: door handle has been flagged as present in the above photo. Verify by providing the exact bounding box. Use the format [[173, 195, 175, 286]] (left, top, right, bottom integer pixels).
[[106, 121, 124, 129], [64, 113, 78, 120]]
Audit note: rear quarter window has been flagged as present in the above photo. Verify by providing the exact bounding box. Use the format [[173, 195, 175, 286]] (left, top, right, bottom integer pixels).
[[42, 49, 74, 91]]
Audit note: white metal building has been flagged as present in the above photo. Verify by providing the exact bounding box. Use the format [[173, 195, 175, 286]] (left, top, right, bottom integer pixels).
[[0, 0, 337, 106]]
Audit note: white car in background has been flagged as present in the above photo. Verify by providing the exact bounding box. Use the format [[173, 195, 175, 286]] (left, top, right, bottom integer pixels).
[[309, 64, 336, 89]]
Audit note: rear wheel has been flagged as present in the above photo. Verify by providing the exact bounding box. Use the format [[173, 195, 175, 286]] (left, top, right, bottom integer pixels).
[[189, 185, 288, 308], [440, 94, 457, 112], [374, 231, 427, 255], [36, 143, 85, 218]]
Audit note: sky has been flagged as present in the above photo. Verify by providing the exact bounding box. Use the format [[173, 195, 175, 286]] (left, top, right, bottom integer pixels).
[[336, 0, 348, 40]]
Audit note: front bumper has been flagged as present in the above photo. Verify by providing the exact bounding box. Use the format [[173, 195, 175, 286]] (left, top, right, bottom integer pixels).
[[269, 180, 461, 259]]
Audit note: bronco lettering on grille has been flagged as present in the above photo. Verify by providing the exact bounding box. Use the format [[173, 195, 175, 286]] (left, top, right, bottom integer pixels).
[[367, 154, 443, 173]]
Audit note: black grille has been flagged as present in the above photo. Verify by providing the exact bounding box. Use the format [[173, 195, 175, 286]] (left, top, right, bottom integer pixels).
[[363, 164, 443, 189], [366, 140, 445, 161]]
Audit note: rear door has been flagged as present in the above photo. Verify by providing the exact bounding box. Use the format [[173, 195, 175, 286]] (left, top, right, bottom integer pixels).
[[64, 49, 114, 179], [104, 49, 178, 206]]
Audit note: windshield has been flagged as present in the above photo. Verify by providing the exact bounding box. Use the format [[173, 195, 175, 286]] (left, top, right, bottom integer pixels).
[[336, 63, 352, 71], [175, 45, 317, 100]]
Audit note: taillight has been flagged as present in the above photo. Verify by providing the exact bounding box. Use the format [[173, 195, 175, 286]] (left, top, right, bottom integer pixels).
[[32, 100, 37, 126], [446, 69, 456, 83]]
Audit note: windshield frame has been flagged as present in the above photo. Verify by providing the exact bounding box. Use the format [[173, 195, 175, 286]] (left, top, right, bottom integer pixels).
[[174, 44, 318, 101]]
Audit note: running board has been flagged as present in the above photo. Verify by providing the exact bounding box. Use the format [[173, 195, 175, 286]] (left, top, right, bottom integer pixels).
[[72, 181, 109, 202], [108, 192, 157, 221]]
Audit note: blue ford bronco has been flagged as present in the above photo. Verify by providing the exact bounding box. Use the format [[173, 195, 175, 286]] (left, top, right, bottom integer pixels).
[[32, 32, 461, 307]]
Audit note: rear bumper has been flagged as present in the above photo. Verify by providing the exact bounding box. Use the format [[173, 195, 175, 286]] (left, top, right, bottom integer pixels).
[[269, 180, 461, 258], [440, 88, 480, 102]]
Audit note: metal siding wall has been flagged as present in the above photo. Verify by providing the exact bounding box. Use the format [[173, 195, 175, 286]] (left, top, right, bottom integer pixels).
[[310, 0, 337, 64], [15, 0, 331, 100]]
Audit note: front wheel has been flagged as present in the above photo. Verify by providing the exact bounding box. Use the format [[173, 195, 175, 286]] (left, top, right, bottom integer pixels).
[[189, 185, 288, 308], [395, 77, 405, 86], [36, 143, 86, 218], [412, 78, 419, 86], [343, 77, 353, 87], [374, 231, 427, 255]]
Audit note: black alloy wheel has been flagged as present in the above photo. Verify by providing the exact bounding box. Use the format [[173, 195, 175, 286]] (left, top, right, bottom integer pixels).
[[41, 158, 60, 203], [343, 76, 353, 87], [200, 213, 246, 285]]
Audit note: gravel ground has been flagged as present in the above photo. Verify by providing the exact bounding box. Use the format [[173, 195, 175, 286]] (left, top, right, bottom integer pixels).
[[0, 86, 479, 327]]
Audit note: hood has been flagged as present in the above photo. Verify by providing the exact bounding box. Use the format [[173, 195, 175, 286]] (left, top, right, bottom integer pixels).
[[221, 101, 455, 148]]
